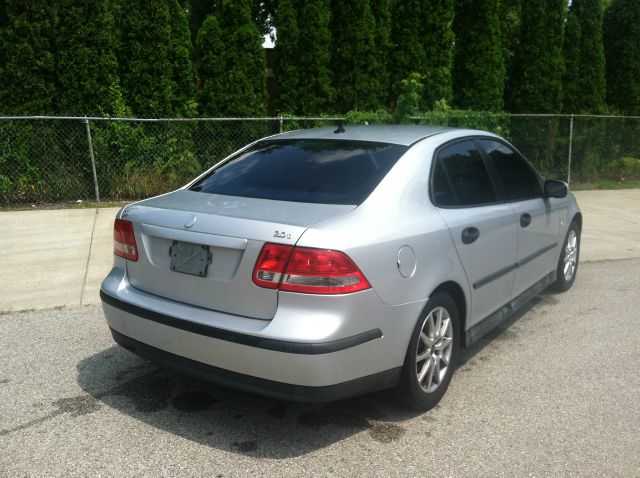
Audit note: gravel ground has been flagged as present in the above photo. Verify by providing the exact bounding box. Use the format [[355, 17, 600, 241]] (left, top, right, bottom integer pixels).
[[1, 259, 639, 477]]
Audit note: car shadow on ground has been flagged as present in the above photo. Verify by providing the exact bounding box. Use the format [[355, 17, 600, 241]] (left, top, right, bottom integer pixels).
[[76, 291, 554, 458], [458, 290, 560, 366], [76, 345, 421, 458]]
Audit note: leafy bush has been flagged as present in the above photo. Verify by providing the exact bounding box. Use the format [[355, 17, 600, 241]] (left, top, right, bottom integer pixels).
[[345, 109, 393, 125], [607, 156, 640, 180], [393, 73, 424, 122]]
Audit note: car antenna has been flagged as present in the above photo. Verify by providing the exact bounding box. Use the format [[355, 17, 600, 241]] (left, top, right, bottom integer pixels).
[[334, 122, 345, 134]]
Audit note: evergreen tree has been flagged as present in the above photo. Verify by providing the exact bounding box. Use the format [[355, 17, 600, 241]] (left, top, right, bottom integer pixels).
[[195, 15, 226, 116], [52, 0, 120, 116], [330, 0, 381, 111], [500, 0, 522, 64], [220, 0, 266, 116], [390, 0, 455, 109], [0, 1, 56, 114], [168, 0, 196, 116], [390, 0, 427, 101], [507, 0, 566, 113], [576, 0, 606, 113], [272, 0, 299, 114], [196, 1, 266, 116], [184, 0, 216, 44], [117, 0, 174, 116], [604, 0, 640, 114], [273, 0, 334, 114], [563, 0, 606, 113], [562, 6, 582, 113], [421, 0, 455, 109], [452, 0, 505, 111], [370, 0, 393, 107], [500, 0, 522, 105], [185, 0, 275, 43]]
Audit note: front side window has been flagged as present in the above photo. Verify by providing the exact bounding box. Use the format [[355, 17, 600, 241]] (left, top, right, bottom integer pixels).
[[433, 140, 496, 207], [190, 139, 408, 205], [479, 140, 542, 201]]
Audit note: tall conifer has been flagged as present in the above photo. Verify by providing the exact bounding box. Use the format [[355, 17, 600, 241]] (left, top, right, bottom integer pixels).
[[604, 0, 640, 114], [370, 0, 393, 107], [196, 1, 265, 116], [390, 0, 427, 100], [453, 0, 505, 111], [168, 0, 196, 116], [563, 0, 606, 113], [330, 0, 381, 111], [53, 0, 121, 115], [0, 1, 55, 114], [421, 0, 455, 108], [273, 0, 333, 114], [508, 0, 566, 113], [117, 0, 174, 116]]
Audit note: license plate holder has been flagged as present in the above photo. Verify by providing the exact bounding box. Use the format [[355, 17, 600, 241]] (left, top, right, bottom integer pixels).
[[169, 240, 212, 277]]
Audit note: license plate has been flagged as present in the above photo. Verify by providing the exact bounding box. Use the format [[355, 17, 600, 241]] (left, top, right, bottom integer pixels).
[[169, 241, 212, 277]]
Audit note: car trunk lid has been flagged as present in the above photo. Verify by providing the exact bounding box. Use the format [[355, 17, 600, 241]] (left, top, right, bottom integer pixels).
[[121, 189, 355, 320]]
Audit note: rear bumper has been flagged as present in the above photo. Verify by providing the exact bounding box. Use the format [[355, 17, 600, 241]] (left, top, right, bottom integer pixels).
[[101, 289, 401, 400], [100, 290, 382, 355], [109, 327, 401, 403], [100, 267, 423, 399]]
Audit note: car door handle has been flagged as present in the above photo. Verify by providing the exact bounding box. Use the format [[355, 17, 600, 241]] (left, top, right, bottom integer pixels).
[[461, 227, 480, 244], [520, 213, 532, 228]]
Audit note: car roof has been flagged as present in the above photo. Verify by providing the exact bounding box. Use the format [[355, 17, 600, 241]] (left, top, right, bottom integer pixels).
[[270, 124, 459, 146]]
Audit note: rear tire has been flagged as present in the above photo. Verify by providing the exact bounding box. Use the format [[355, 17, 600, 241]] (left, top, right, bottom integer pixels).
[[552, 220, 580, 292], [399, 292, 460, 411]]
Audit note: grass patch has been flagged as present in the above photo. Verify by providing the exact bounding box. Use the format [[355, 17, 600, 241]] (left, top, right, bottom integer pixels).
[[1, 199, 130, 212], [570, 179, 640, 190]]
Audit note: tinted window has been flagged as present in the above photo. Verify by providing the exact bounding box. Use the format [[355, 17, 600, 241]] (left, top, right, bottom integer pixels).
[[480, 140, 542, 200], [190, 139, 408, 205], [434, 141, 496, 206], [432, 159, 457, 206]]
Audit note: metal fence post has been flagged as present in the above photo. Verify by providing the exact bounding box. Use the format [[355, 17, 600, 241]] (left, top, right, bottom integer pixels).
[[279, 115, 284, 133], [84, 116, 100, 202], [567, 114, 574, 187]]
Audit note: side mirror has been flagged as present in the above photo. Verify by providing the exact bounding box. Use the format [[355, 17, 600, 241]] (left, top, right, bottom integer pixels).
[[544, 180, 568, 198]]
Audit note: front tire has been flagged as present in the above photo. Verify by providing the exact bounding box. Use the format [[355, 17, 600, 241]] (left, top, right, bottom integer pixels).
[[399, 292, 460, 411], [552, 220, 580, 292]]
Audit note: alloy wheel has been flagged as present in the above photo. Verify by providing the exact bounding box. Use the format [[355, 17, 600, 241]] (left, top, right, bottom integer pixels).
[[563, 229, 578, 282], [415, 306, 453, 393]]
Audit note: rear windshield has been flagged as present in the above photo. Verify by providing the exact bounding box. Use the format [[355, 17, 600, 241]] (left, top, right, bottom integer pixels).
[[190, 139, 408, 205]]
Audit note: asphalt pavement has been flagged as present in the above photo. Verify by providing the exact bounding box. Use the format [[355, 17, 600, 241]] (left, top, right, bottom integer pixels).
[[1, 258, 639, 477]]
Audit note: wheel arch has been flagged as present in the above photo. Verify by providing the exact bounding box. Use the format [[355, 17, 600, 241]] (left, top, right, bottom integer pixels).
[[572, 212, 583, 230], [430, 281, 468, 347]]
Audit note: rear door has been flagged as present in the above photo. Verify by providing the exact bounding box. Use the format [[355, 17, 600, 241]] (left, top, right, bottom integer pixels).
[[432, 140, 518, 327], [478, 139, 560, 298]]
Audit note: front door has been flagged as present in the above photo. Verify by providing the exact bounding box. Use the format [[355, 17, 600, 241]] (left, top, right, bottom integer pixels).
[[477, 139, 560, 299]]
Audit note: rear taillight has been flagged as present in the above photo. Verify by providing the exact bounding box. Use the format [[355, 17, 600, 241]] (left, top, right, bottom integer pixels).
[[252, 243, 370, 294], [252, 243, 293, 289], [113, 219, 138, 261]]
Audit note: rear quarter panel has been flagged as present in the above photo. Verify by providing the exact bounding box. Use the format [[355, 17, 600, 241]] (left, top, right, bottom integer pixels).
[[296, 134, 471, 310]]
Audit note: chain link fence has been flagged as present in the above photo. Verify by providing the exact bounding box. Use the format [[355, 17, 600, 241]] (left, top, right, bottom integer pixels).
[[1, 114, 639, 207]]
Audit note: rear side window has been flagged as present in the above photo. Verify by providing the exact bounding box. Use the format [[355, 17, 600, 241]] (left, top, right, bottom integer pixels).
[[433, 140, 496, 207], [479, 140, 542, 200], [190, 139, 408, 205]]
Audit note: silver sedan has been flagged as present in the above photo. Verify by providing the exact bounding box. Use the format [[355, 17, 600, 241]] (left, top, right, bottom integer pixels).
[[100, 125, 581, 411]]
